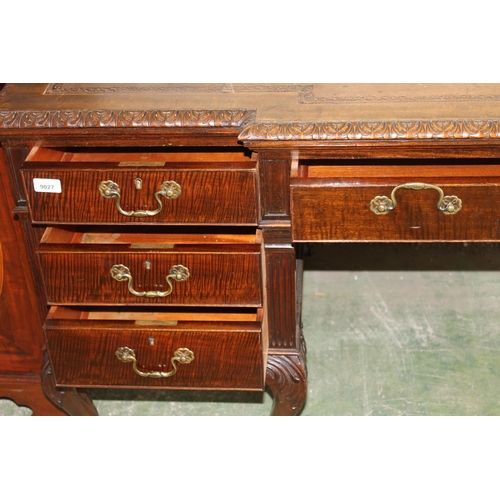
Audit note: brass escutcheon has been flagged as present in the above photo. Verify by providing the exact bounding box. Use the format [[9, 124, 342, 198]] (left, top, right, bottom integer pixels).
[[115, 346, 194, 378], [370, 182, 462, 215], [99, 179, 181, 217]]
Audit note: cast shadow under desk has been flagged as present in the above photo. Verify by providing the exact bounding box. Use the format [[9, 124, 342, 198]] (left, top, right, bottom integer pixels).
[[302, 242, 500, 272], [87, 388, 265, 405]]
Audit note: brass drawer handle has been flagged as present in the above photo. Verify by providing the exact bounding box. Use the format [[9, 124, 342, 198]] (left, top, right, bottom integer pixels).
[[370, 182, 462, 215], [99, 179, 181, 217], [110, 264, 190, 298], [115, 346, 194, 378]]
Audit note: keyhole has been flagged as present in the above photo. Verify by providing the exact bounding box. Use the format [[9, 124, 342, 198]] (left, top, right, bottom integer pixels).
[[144, 260, 151, 270], [135, 178, 143, 190]]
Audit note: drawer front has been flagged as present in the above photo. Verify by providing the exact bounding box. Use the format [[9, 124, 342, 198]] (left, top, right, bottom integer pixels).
[[22, 165, 258, 225], [38, 246, 262, 306], [45, 320, 264, 390], [292, 179, 500, 242]]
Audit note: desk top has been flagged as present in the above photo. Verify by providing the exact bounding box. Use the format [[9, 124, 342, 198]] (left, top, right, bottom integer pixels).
[[2, 83, 500, 140]]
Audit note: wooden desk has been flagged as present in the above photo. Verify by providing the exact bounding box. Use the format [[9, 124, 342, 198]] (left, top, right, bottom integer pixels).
[[2, 83, 500, 415]]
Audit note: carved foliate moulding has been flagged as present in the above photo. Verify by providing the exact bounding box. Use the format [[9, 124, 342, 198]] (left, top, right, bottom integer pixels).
[[0, 109, 256, 129], [239, 119, 500, 141]]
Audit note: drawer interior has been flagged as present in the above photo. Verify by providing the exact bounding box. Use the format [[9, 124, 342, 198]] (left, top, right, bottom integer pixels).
[[40, 226, 262, 246], [47, 305, 264, 323], [26, 146, 255, 164], [293, 158, 500, 181]]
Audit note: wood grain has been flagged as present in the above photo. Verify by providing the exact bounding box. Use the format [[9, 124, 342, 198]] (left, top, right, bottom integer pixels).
[[292, 178, 500, 242], [45, 320, 264, 390], [38, 244, 262, 306], [0, 149, 46, 373], [22, 163, 258, 225]]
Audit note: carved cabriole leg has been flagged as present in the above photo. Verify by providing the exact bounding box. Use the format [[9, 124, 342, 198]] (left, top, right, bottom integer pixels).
[[41, 350, 99, 416], [264, 248, 308, 415], [265, 254, 307, 416], [267, 335, 307, 416]]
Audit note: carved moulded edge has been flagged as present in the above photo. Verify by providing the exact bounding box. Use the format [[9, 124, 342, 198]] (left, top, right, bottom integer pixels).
[[239, 119, 500, 141], [0, 109, 256, 129]]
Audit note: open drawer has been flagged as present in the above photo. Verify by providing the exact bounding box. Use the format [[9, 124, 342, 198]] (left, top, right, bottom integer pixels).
[[21, 146, 258, 225], [37, 227, 263, 307], [44, 307, 265, 390], [292, 161, 500, 242]]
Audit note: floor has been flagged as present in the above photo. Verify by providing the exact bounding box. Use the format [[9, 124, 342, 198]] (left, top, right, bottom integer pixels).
[[2, 243, 500, 416]]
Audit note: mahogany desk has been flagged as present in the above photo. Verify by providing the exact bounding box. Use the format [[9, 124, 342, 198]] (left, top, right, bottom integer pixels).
[[2, 83, 500, 416]]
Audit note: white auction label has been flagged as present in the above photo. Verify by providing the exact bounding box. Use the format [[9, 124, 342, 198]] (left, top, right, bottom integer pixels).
[[33, 178, 62, 193]]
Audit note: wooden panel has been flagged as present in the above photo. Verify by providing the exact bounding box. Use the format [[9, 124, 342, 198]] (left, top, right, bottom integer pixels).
[[258, 151, 292, 222], [21, 163, 258, 225], [0, 376, 65, 415], [45, 319, 264, 390], [265, 246, 296, 349], [0, 148, 45, 373], [38, 243, 262, 307], [292, 177, 500, 242]]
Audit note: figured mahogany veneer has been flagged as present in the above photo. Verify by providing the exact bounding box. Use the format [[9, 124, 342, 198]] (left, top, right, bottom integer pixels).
[[38, 228, 262, 307], [22, 163, 258, 226], [292, 161, 500, 242], [45, 310, 264, 390]]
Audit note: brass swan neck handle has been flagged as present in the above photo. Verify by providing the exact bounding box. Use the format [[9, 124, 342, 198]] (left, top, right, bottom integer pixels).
[[115, 346, 194, 378], [99, 179, 181, 218], [110, 264, 190, 298], [370, 182, 462, 215]]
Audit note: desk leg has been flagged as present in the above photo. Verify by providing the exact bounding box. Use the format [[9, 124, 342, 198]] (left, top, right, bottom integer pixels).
[[265, 252, 307, 416], [266, 335, 307, 416], [41, 350, 98, 416], [0, 377, 67, 416]]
